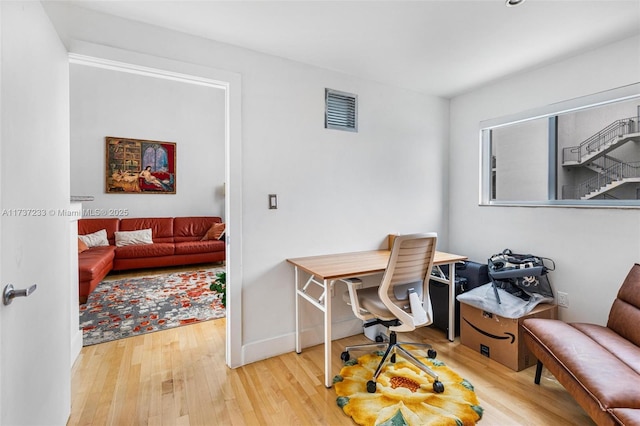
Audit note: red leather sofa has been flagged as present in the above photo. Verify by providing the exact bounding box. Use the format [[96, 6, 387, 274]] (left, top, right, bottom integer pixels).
[[522, 264, 640, 425], [78, 216, 225, 303]]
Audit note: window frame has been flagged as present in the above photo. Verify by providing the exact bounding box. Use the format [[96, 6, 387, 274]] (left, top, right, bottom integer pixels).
[[480, 82, 640, 208]]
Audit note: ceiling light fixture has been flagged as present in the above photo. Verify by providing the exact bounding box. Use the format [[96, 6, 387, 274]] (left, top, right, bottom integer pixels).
[[505, 0, 526, 6]]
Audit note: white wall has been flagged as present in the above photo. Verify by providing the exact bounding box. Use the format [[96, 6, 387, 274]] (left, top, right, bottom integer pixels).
[[450, 35, 640, 325], [44, 3, 450, 363], [70, 64, 226, 218], [1, 2, 71, 423]]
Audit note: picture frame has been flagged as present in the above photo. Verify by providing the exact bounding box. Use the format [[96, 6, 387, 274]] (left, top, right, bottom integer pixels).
[[105, 137, 176, 194]]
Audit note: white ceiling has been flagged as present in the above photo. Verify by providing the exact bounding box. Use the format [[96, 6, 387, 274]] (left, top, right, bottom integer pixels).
[[63, 0, 640, 98]]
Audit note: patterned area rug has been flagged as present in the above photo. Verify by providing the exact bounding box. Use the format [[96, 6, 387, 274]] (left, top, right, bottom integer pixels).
[[79, 267, 225, 346], [334, 351, 483, 426]]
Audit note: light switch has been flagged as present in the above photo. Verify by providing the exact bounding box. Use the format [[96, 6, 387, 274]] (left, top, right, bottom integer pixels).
[[269, 194, 278, 209]]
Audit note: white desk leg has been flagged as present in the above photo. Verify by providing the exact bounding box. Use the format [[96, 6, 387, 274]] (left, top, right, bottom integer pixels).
[[324, 278, 333, 388], [295, 266, 301, 354], [447, 263, 456, 342]]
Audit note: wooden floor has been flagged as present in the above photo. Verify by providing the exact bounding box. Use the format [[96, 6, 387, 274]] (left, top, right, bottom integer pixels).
[[68, 318, 594, 425]]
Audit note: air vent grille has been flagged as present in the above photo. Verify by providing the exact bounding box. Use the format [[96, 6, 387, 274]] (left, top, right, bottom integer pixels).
[[325, 89, 358, 132]]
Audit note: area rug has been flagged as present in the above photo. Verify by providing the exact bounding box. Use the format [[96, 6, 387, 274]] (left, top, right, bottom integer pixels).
[[79, 267, 225, 346], [334, 351, 483, 426]]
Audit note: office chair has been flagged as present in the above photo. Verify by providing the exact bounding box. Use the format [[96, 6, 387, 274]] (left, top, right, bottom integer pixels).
[[340, 232, 444, 393]]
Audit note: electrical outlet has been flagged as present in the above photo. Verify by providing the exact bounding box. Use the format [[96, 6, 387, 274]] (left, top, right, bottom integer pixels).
[[557, 291, 569, 308]]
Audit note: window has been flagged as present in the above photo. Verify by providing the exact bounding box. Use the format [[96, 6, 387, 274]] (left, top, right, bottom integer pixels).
[[143, 144, 169, 172], [480, 83, 640, 207], [325, 88, 358, 132]]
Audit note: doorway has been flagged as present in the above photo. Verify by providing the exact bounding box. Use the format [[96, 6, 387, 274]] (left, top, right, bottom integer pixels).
[[68, 52, 242, 367]]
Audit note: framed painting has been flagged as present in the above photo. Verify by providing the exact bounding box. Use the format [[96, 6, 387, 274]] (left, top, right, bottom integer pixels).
[[106, 137, 176, 194]]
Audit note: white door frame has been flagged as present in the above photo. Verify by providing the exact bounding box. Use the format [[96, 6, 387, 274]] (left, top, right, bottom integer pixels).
[[68, 52, 243, 367], [0, 4, 4, 421]]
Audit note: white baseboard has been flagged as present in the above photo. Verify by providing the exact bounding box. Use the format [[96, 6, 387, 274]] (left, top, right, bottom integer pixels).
[[241, 318, 365, 366], [70, 329, 83, 368]]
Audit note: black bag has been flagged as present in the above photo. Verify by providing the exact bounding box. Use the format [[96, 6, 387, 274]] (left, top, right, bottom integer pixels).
[[488, 249, 555, 303]]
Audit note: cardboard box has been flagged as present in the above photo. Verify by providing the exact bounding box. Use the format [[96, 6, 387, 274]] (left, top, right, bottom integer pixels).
[[460, 302, 558, 371]]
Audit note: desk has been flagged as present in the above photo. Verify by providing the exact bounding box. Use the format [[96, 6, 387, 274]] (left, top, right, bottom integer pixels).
[[287, 249, 467, 388]]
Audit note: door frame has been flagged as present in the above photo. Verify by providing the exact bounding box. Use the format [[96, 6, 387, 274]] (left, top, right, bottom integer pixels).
[[68, 52, 243, 367], [0, 3, 4, 421]]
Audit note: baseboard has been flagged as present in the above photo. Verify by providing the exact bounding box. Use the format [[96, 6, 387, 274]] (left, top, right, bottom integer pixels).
[[71, 329, 83, 368], [241, 318, 365, 366]]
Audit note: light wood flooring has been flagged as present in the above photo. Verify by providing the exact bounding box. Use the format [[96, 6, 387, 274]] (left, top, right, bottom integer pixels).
[[69, 317, 594, 425]]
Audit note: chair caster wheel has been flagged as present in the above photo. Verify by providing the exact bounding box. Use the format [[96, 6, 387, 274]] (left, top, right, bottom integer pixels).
[[375, 335, 384, 343], [366, 380, 377, 393], [427, 349, 437, 359], [433, 381, 445, 393], [340, 351, 350, 362]]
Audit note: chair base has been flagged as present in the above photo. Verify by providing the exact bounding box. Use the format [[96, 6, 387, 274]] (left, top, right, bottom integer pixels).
[[341, 330, 444, 394], [363, 318, 388, 342]]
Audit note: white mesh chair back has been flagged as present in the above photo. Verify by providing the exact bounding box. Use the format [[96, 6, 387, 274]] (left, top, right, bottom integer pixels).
[[378, 233, 437, 332]]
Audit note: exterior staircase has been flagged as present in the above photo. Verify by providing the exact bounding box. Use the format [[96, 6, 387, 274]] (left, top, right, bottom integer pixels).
[[563, 156, 640, 199], [562, 117, 640, 166], [561, 116, 640, 199], [583, 155, 623, 178]]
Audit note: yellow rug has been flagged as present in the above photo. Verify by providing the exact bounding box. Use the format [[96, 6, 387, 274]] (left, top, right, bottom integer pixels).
[[334, 351, 483, 426]]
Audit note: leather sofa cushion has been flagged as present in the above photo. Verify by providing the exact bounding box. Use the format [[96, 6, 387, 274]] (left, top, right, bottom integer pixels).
[[78, 218, 120, 246], [608, 263, 640, 346], [174, 240, 224, 255], [119, 217, 174, 244], [571, 322, 640, 375], [115, 243, 174, 259], [523, 318, 640, 410], [174, 216, 221, 242], [78, 246, 116, 281], [609, 408, 640, 425]]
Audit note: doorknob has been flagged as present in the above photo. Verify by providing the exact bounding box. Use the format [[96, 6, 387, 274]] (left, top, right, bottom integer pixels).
[[3, 284, 37, 306]]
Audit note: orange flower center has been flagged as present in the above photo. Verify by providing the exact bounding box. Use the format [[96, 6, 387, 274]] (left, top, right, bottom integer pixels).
[[390, 376, 420, 392]]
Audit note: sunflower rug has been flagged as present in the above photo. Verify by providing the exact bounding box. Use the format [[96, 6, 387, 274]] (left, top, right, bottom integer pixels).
[[79, 267, 225, 346], [334, 351, 483, 426]]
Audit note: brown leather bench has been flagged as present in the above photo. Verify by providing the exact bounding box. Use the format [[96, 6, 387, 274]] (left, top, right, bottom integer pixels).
[[522, 264, 640, 425]]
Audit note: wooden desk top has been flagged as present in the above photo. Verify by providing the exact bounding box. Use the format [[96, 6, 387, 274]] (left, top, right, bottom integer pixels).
[[287, 250, 467, 280]]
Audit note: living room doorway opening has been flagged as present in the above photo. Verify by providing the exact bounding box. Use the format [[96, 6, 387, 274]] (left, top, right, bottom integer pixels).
[[69, 52, 243, 368]]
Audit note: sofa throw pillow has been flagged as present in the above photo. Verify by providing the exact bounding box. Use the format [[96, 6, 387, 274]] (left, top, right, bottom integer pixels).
[[77, 238, 89, 254], [78, 229, 109, 248], [202, 222, 225, 241], [115, 229, 153, 247]]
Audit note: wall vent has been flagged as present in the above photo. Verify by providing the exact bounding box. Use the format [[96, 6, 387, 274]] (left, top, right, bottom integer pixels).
[[325, 88, 358, 132]]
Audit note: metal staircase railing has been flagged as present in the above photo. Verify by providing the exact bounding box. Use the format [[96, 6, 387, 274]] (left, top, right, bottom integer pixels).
[[562, 117, 638, 164], [590, 155, 623, 175], [563, 160, 640, 199]]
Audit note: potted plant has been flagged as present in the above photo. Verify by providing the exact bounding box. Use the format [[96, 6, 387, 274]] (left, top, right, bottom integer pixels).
[[210, 270, 226, 307]]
